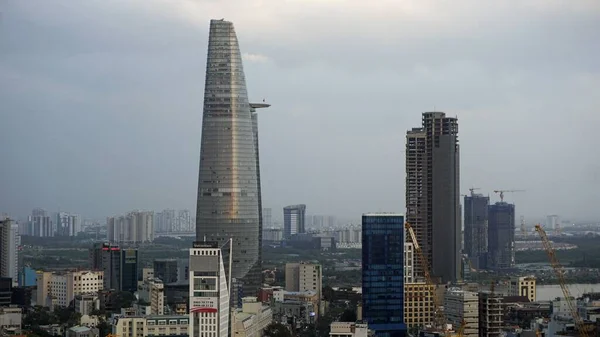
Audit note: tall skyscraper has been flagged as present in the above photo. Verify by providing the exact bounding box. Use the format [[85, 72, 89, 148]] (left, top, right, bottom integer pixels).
[[283, 204, 306, 239], [195, 19, 264, 297], [362, 213, 406, 336], [189, 241, 230, 337], [406, 112, 460, 282], [0, 218, 20, 286], [463, 193, 489, 267], [487, 202, 515, 269]]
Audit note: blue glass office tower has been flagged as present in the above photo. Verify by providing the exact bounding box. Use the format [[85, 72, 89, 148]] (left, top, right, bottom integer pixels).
[[362, 213, 406, 337]]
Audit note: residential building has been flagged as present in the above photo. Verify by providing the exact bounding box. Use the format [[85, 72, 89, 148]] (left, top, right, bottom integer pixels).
[[361, 213, 406, 336], [329, 322, 369, 337], [74, 294, 100, 316], [138, 278, 165, 315], [479, 291, 502, 337], [262, 228, 283, 243], [0, 218, 19, 286], [262, 208, 273, 228], [283, 205, 307, 239], [231, 297, 272, 337], [177, 209, 193, 232], [403, 282, 435, 328], [56, 212, 81, 237], [444, 288, 478, 337], [36, 270, 103, 308], [488, 202, 515, 269], [67, 326, 99, 337], [156, 209, 192, 233], [463, 193, 489, 267], [195, 19, 264, 298], [509, 276, 536, 302], [106, 211, 154, 244], [546, 215, 559, 231], [406, 112, 460, 282], [189, 241, 230, 337], [111, 315, 189, 337], [284, 262, 322, 307], [404, 243, 414, 284], [89, 243, 138, 292], [28, 208, 53, 237]]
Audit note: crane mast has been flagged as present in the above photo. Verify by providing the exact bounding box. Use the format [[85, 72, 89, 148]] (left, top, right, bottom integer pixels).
[[535, 224, 589, 337], [405, 223, 446, 332]]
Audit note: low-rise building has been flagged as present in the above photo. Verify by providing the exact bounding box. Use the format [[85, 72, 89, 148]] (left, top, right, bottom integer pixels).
[[36, 270, 103, 307], [273, 289, 319, 318], [232, 297, 272, 337], [67, 326, 99, 337], [329, 322, 369, 337], [509, 276, 536, 302], [74, 294, 100, 315], [111, 315, 189, 337]]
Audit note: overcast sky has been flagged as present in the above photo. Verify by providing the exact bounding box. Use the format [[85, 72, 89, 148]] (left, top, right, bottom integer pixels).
[[1, 0, 599, 223]]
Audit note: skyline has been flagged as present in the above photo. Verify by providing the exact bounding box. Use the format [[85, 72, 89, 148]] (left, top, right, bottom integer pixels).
[[1, 1, 600, 221]]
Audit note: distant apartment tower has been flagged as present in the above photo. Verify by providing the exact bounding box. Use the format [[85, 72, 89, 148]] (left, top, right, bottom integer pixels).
[[487, 202, 515, 269], [362, 213, 406, 336], [445, 288, 479, 337], [56, 212, 81, 236], [89, 243, 138, 292], [546, 215, 559, 231], [406, 112, 460, 282], [262, 208, 273, 228], [28, 208, 53, 237], [0, 218, 20, 286], [156, 209, 176, 232], [283, 204, 306, 239], [189, 241, 230, 337], [463, 193, 489, 266], [285, 262, 323, 304], [107, 211, 154, 244]]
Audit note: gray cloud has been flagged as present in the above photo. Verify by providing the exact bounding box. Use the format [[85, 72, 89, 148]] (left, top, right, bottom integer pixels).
[[1, 0, 599, 223]]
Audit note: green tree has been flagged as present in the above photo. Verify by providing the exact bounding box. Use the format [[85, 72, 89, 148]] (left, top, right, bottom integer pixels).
[[263, 323, 293, 337]]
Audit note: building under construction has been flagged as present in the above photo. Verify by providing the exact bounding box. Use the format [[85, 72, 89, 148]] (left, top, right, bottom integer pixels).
[[487, 202, 515, 269], [406, 112, 461, 283], [479, 291, 503, 337], [463, 193, 489, 268]]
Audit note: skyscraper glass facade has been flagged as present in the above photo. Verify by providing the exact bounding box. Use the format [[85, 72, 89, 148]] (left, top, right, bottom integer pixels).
[[196, 19, 262, 296], [362, 213, 406, 337]]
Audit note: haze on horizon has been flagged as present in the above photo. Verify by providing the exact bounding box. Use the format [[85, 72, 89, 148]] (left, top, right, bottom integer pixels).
[[1, 0, 599, 223]]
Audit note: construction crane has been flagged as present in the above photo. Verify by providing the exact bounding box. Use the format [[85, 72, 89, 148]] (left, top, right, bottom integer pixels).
[[535, 224, 589, 337], [468, 187, 480, 196], [456, 319, 467, 337], [405, 223, 447, 333], [493, 189, 525, 202]]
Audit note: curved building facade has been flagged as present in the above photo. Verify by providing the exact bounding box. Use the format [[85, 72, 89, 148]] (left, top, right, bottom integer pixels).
[[196, 19, 262, 296]]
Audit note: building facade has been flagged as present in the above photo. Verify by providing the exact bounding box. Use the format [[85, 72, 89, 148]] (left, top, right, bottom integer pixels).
[[36, 270, 104, 307], [231, 297, 272, 337], [195, 19, 263, 298], [509, 276, 536, 302], [463, 193, 489, 266], [284, 262, 322, 311], [111, 315, 189, 337], [329, 322, 369, 337], [444, 288, 479, 337], [0, 218, 19, 286], [56, 212, 81, 237], [189, 241, 230, 337], [283, 205, 307, 239], [406, 112, 460, 282], [361, 213, 406, 336], [487, 202, 515, 269], [478, 292, 502, 337], [403, 282, 435, 328], [28, 208, 53, 237], [106, 211, 154, 244], [404, 243, 414, 284], [90, 243, 138, 292]]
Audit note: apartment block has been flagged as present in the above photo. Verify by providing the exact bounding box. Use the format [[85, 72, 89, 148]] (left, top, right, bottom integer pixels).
[[404, 282, 435, 328], [36, 270, 104, 308], [444, 288, 478, 337], [329, 322, 369, 337], [478, 292, 502, 337], [285, 262, 322, 304], [231, 297, 272, 337], [138, 278, 165, 315], [106, 211, 154, 244], [111, 315, 189, 337], [509, 276, 536, 302]]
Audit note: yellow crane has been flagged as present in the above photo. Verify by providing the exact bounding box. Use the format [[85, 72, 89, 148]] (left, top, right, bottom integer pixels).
[[456, 320, 467, 337], [535, 224, 589, 337], [405, 223, 447, 333]]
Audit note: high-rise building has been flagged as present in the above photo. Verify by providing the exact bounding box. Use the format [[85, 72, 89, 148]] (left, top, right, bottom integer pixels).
[[362, 213, 406, 336], [262, 208, 272, 228], [156, 209, 176, 232], [189, 241, 230, 337], [463, 193, 489, 266], [546, 215, 559, 231], [445, 288, 479, 337], [89, 243, 138, 293], [28, 208, 53, 237], [195, 19, 264, 297], [487, 202, 515, 269], [406, 112, 460, 282], [283, 204, 306, 239], [0, 218, 19, 286], [106, 211, 154, 244], [56, 212, 81, 237]]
